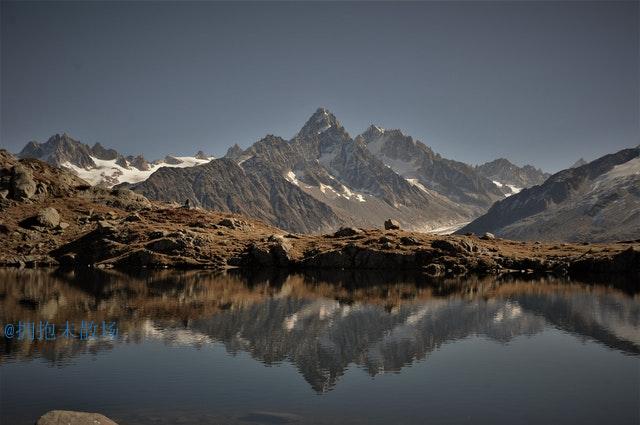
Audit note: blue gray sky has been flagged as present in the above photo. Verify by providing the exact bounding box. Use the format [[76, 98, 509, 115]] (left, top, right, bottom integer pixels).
[[1, 1, 638, 172]]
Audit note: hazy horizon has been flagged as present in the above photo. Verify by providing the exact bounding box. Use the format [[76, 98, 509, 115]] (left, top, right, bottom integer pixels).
[[2, 1, 638, 172]]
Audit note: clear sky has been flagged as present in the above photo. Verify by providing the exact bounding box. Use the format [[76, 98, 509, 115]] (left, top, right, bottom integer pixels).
[[1, 1, 638, 172]]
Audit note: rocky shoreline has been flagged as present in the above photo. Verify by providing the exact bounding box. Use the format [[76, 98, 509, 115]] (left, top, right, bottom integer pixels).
[[2, 150, 639, 279]]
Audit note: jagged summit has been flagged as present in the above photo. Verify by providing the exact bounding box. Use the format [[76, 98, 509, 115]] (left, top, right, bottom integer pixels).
[[297, 107, 343, 138], [359, 125, 386, 142], [476, 158, 549, 191], [224, 143, 244, 160]]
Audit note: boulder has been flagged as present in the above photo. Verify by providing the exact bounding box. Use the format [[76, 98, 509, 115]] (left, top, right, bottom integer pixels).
[[400, 236, 420, 246], [149, 230, 169, 239], [218, 218, 240, 229], [481, 232, 496, 240], [36, 410, 118, 425], [451, 263, 468, 275], [424, 263, 445, 276], [146, 238, 187, 254], [36, 207, 61, 228], [381, 241, 394, 250], [247, 244, 274, 266], [384, 219, 401, 230], [10, 164, 36, 200], [333, 227, 362, 237], [245, 239, 292, 267], [431, 239, 461, 254], [125, 213, 142, 222]]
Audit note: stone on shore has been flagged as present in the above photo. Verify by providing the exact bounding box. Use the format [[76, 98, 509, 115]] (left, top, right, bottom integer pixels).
[[35, 410, 118, 425]]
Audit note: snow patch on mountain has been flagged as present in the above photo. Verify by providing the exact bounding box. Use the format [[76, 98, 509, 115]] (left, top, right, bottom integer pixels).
[[63, 155, 213, 186], [492, 180, 521, 197], [285, 170, 300, 186], [406, 178, 430, 193]]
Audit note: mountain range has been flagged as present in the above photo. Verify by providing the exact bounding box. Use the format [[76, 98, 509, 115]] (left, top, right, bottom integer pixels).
[[15, 108, 549, 234], [459, 147, 640, 242], [18, 133, 213, 187]]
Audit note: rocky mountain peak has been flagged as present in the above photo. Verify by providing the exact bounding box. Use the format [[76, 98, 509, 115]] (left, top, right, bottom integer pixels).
[[194, 150, 209, 160], [360, 125, 386, 141], [298, 107, 342, 138], [570, 158, 588, 168], [91, 142, 120, 161], [19, 133, 96, 169], [476, 158, 549, 190], [225, 143, 244, 160]]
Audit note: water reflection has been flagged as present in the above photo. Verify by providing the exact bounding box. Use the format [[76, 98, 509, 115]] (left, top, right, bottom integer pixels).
[[0, 269, 638, 393]]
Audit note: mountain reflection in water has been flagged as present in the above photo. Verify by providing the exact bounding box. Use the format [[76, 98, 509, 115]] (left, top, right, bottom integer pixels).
[[1, 269, 638, 394]]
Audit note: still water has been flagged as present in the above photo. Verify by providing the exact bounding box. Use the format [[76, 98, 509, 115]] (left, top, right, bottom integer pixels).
[[0, 269, 638, 424]]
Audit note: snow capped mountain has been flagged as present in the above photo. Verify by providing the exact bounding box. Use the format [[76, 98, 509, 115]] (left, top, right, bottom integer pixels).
[[459, 147, 640, 242], [15, 108, 555, 235], [62, 154, 213, 186], [124, 108, 475, 232], [18, 133, 214, 187]]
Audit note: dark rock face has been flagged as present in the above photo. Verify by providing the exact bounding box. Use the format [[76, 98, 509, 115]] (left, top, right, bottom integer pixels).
[[459, 147, 640, 242], [476, 158, 550, 189]]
